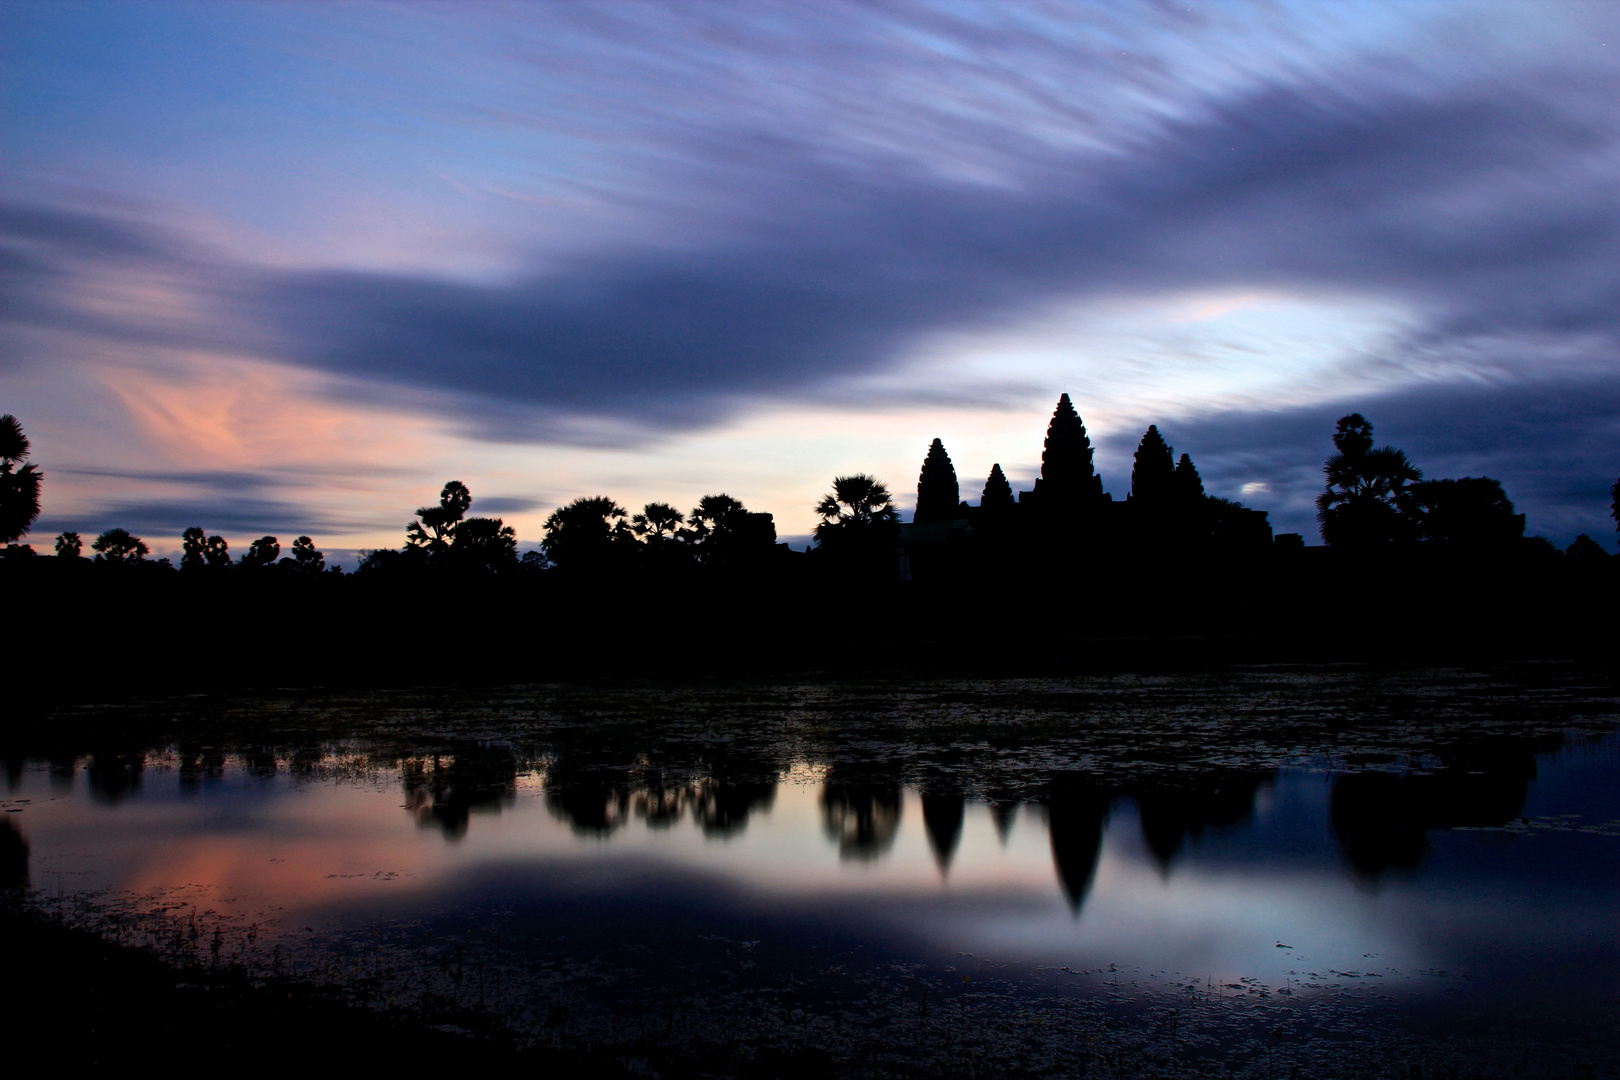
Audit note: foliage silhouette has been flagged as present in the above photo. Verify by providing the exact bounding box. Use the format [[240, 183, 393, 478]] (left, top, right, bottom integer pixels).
[[914, 439, 961, 523], [11, 389, 1618, 691], [180, 527, 232, 571], [1129, 425, 1176, 507], [446, 516, 517, 572], [406, 480, 471, 552], [1316, 414, 1423, 546], [1204, 496, 1259, 541], [687, 494, 776, 567], [814, 474, 898, 546], [180, 527, 205, 571], [689, 494, 744, 539], [354, 545, 427, 575], [980, 464, 1015, 514], [290, 535, 325, 573], [1612, 475, 1619, 536], [542, 495, 633, 572], [1565, 533, 1611, 566], [54, 530, 82, 558], [0, 414, 42, 543], [1411, 477, 1525, 547], [238, 536, 281, 570], [91, 528, 148, 563], [632, 502, 686, 544]]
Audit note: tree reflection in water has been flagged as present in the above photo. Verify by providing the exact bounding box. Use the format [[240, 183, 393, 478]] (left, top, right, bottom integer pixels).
[[820, 766, 903, 861], [539, 751, 779, 838], [401, 743, 519, 841], [85, 747, 146, 805], [1133, 772, 1271, 872], [1330, 738, 1553, 876], [691, 773, 776, 838]]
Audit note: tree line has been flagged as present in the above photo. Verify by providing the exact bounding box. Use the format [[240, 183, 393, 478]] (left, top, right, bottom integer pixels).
[[3, 404, 1617, 578]]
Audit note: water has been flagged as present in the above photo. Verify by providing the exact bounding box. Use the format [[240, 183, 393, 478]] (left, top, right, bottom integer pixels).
[[5, 668, 1618, 1075]]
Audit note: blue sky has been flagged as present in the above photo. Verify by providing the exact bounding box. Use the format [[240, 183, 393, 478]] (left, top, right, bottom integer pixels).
[[3, 0, 1617, 558]]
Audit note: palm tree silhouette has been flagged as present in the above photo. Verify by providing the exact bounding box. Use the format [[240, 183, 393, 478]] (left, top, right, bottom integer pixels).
[[91, 528, 148, 563], [814, 474, 898, 542], [541, 495, 632, 570], [1316, 414, 1422, 545], [631, 502, 685, 544], [1, 415, 42, 544], [407, 480, 472, 552]]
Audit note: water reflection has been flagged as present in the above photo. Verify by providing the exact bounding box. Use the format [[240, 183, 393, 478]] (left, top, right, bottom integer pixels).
[[0, 815, 26, 887], [86, 746, 146, 804], [1134, 772, 1271, 871], [177, 742, 227, 790], [3, 732, 1588, 896], [1330, 739, 1550, 876], [690, 772, 776, 838], [6, 675, 1614, 1073], [821, 766, 903, 861], [1046, 773, 1109, 910], [402, 744, 519, 840], [920, 790, 964, 871]]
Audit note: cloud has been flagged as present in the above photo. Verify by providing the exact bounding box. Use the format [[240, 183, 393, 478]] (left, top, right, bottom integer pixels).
[[35, 495, 358, 540], [471, 496, 544, 515], [3, 3, 1615, 539], [36, 467, 398, 541], [5, 33, 1615, 421]]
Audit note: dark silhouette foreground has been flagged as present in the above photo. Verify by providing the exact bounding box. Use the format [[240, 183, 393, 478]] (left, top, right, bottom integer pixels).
[[2, 402, 1614, 699]]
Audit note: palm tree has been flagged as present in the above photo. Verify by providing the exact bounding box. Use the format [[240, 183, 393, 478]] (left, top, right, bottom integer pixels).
[[631, 502, 685, 544], [689, 494, 746, 540], [447, 517, 516, 571], [180, 527, 229, 570], [541, 496, 632, 571], [91, 528, 148, 563], [290, 535, 326, 573], [1316, 414, 1422, 546], [1, 414, 42, 544], [814, 474, 898, 547], [406, 480, 472, 552], [239, 536, 281, 569]]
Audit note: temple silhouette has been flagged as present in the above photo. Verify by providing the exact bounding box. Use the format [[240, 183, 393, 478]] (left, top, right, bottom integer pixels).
[[3, 400, 1615, 696], [898, 394, 1275, 583]]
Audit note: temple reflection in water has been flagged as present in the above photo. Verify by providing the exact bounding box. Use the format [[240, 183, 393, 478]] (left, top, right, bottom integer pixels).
[[386, 738, 1557, 909]]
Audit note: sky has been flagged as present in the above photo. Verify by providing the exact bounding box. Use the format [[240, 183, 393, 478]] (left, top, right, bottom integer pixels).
[[3, 0, 1617, 560]]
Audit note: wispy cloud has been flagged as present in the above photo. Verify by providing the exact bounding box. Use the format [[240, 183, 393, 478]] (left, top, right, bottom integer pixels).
[[3, 1, 1616, 544]]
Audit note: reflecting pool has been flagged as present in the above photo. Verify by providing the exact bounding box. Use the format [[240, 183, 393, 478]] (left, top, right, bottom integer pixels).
[[5, 668, 1617, 1076]]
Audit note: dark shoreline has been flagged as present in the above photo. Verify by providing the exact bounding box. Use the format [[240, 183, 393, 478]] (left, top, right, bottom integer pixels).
[[0, 900, 543, 1069], [8, 537, 1616, 717]]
